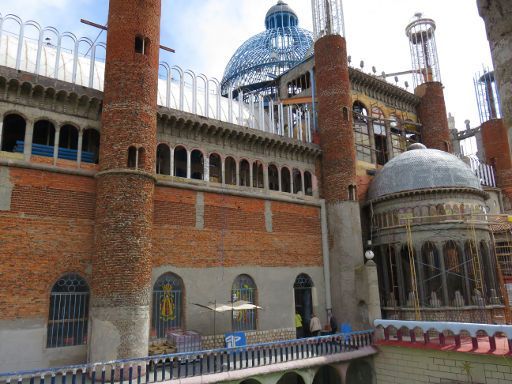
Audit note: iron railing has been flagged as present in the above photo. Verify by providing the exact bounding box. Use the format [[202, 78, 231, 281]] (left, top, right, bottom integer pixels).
[[0, 13, 315, 144], [0, 331, 374, 384]]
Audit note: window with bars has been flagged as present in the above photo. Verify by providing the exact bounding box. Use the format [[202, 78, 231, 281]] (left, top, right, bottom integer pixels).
[[231, 275, 257, 331], [152, 273, 184, 339], [353, 102, 372, 163], [47, 274, 89, 348]]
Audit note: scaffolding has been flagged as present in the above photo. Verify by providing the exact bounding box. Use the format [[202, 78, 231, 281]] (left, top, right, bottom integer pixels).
[[397, 213, 512, 323]]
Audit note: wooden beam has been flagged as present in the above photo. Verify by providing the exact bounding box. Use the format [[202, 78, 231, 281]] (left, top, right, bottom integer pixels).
[[80, 19, 175, 53], [281, 96, 313, 105]]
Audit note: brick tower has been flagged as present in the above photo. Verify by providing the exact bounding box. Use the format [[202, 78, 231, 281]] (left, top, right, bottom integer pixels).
[[312, 0, 363, 326], [89, 0, 161, 363], [406, 14, 451, 152], [478, 0, 512, 157]]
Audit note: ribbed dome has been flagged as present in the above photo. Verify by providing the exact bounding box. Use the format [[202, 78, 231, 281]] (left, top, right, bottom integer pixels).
[[265, 1, 298, 25], [367, 146, 483, 201], [221, 1, 313, 95]]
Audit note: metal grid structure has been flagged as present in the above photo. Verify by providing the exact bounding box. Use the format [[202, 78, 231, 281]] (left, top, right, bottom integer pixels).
[[474, 68, 502, 124], [405, 13, 441, 88], [220, 1, 313, 97], [311, 0, 345, 39]]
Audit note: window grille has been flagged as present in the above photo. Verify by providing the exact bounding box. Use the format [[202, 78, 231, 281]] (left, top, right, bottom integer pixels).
[[47, 274, 89, 348], [152, 273, 183, 338], [232, 275, 257, 331]]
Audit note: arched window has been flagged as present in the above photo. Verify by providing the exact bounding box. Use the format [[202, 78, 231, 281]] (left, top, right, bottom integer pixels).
[[444, 241, 464, 304], [32, 120, 56, 159], [209, 153, 221, 183], [191, 150, 204, 180], [422, 242, 442, 306], [371, 107, 388, 165], [1, 114, 26, 152], [304, 171, 313, 196], [225, 156, 237, 185], [152, 273, 184, 338], [252, 161, 264, 188], [293, 169, 302, 194], [59, 125, 78, 150], [47, 274, 89, 348], [352, 102, 371, 163], [174, 146, 187, 178], [294, 274, 314, 337], [269, 164, 279, 191], [156, 143, 171, 175], [82, 128, 100, 163], [232, 275, 257, 331], [240, 159, 250, 187], [281, 167, 291, 193], [127, 146, 137, 168]]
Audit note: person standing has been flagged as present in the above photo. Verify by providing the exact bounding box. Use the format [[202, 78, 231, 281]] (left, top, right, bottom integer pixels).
[[295, 311, 303, 338], [309, 313, 322, 337]]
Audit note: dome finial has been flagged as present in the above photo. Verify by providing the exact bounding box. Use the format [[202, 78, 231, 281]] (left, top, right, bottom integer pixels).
[[407, 143, 427, 151]]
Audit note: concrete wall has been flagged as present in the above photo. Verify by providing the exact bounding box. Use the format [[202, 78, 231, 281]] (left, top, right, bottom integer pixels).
[[0, 319, 86, 372], [151, 266, 327, 336], [375, 345, 512, 384]]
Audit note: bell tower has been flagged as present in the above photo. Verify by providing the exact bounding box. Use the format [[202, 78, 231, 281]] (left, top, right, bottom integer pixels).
[[89, 0, 161, 362]]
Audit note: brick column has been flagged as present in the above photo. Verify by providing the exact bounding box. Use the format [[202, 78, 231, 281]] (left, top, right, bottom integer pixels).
[[315, 34, 364, 326], [481, 118, 512, 208], [478, 0, 512, 152], [90, 0, 161, 364], [415, 82, 451, 152]]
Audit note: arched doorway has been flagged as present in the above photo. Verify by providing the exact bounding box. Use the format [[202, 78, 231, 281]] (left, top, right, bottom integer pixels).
[[313, 365, 342, 384], [294, 274, 314, 337], [346, 360, 374, 384], [276, 372, 306, 384]]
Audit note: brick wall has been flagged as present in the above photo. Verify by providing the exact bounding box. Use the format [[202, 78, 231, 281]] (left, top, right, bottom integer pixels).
[[0, 168, 95, 320], [0, 170, 322, 319], [375, 345, 512, 384], [152, 186, 322, 268]]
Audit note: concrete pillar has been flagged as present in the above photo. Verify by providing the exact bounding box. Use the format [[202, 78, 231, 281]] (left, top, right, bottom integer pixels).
[[368, 119, 376, 164], [76, 129, 83, 167], [236, 160, 240, 186], [90, 0, 160, 365], [204, 154, 209, 181], [53, 128, 60, 165], [23, 119, 33, 161], [249, 161, 253, 187], [415, 82, 452, 152], [414, 244, 426, 306], [263, 164, 269, 190], [0, 120, 3, 150], [385, 121, 393, 161], [221, 157, 226, 185], [395, 245, 406, 307], [365, 260, 382, 324], [170, 147, 174, 176], [278, 166, 282, 191], [186, 150, 191, 179], [315, 33, 364, 327], [301, 170, 305, 194], [436, 242, 450, 306], [478, 0, 512, 151]]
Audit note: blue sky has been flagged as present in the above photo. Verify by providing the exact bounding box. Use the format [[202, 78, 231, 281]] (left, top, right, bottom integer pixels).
[[1, 0, 493, 151]]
